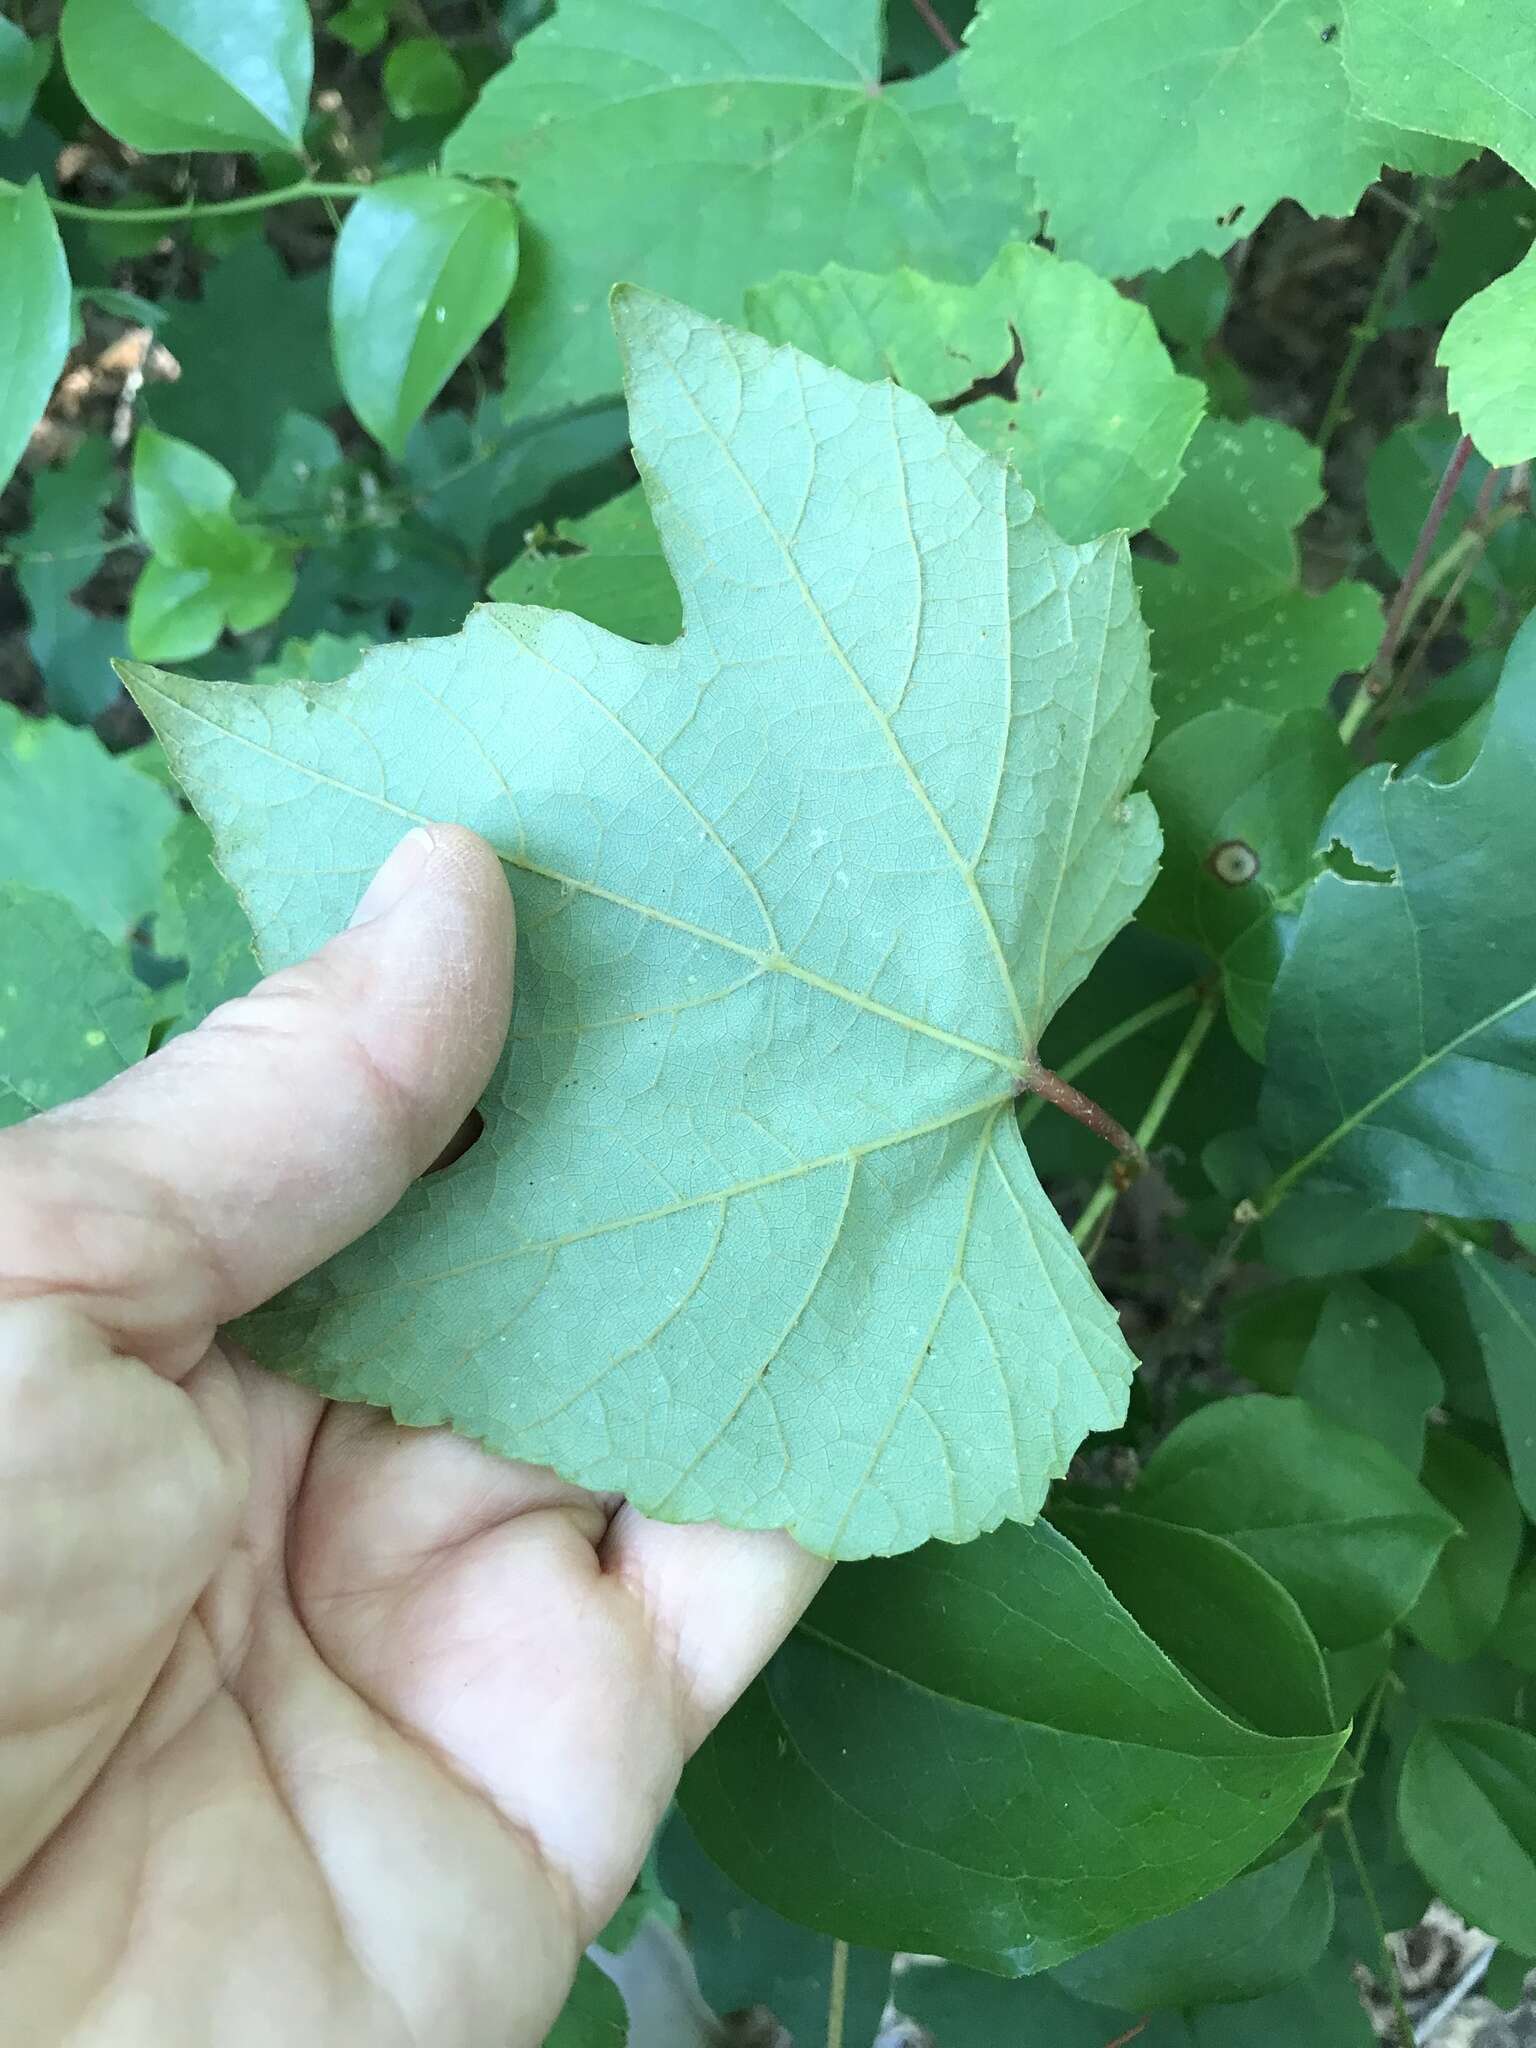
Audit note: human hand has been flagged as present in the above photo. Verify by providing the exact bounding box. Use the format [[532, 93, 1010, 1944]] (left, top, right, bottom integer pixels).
[[0, 826, 825, 2047]]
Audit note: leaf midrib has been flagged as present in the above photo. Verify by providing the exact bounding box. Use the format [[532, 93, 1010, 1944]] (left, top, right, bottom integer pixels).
[[138, 673, 1026, 1077]]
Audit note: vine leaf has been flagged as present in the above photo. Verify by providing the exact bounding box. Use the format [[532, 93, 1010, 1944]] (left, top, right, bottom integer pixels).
[[441, 0, 1023, 415], [126, 292, 1160, 1561], [1261, 613, 1536, 1220], [0, 180, 69, 498]]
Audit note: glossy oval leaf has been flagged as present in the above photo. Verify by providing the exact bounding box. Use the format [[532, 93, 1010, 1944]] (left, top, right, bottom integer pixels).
[[679, 1521, 1345, 1971], [1053, 1837, 1333, 2011], [0, 179, 70, 496], [1132, 1395, 1459, 1648], [126, 295, 1162, 1560], [331, 175, 520, 455], [59, 0, 312, 154], [1294, 1278, 1443, 1469], [1399, 1717, 1536, 1953], [1452, 1244, 1536, 1522], [1406, 1433, 1522, 1664]]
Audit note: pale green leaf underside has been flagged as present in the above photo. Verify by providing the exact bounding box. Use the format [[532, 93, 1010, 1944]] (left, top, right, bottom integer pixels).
[[128, 293, 1159, 1559]]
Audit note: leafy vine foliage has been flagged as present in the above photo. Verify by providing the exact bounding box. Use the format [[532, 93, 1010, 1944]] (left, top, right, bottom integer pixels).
[[4, 0, 1536, 2040]]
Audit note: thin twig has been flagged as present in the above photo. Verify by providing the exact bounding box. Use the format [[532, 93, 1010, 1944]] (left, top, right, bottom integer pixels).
[[1339, 435, 1475, 743], [825, 1940, 849, 2048], [906, 0, 961, 53], [1071, 989, 1220, 1251], [1316, 209, 1421, 452], [1338, 1810, 1416, 2048], [1101, 2025, 1149, 2048]]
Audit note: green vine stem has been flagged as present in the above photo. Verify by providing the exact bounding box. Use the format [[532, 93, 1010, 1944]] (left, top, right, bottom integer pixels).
[[46, 179, 365, 226], [1316, 204, 1421, 452], [1339, 432, 1475, 744], [1070, 986, 1220, 1252], [1015, 985, 1200, 1137], [1337, 1809, 1416, 2048]]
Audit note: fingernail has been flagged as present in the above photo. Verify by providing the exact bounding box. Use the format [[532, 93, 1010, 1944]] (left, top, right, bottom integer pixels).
[[349, 827, 435, 928]]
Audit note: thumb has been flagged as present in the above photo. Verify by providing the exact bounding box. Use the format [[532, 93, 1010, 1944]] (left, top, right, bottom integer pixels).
[[0, 825, 515, 1374]]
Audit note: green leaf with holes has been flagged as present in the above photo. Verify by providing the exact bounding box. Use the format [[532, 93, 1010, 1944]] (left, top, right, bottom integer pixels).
[[442, 0, 1023, 414], [330, 176, 520, 455], [747, 243, 1205, 542], [1135, 417, 1381, 736], [59, 0, 313, 153], [125, 293, 1162, 1560]]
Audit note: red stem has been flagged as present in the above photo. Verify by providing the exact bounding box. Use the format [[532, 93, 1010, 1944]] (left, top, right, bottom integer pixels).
[[1102, 2025, 1149, 2048], [1019, 1065, 1147, 1166], [1370, 433, 1474, 684], [907, 0, 961, 54]]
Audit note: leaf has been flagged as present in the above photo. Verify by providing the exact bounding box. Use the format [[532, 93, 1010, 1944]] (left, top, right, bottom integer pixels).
[[0, 886, 153, 1128], [1293, 1278, 1443, 1468], [1258, 1196, 1421, 1279], [1260, 614, 1536, 1220], [1139, 706, 1352, 1057], [1440, 240, 1536, 465], [959, 0, 1440, 278], [0, 703, 177, 940], [1140, 251, 1233, 356], [488, 486, 680, 643], [747, 243, 1205, 542], [1493, 1557, 1536, 1674], [1390, 188, 1536, 331], [543, 1956, 626, 2047], [401, 393, 631, 568], [656, 1815, 891, 2046], [0, 21, 52, 136], [1451, 1245, 1536, 1522], [1398, 1717, 1536, 1953], [1345, 0, 1536, 186], [1406, 1433, 1522, 1664], [382, 36, 469, 120], [1131, 1394, 1459, 1648], [1054, 1838, 1333, 2011], [58, 0, 313, 154], [128, 428, 295, 661], [127, 292, 1163, 1559], [160, 814, 258, 1036], [441, 0, 1024, 415], [15, 437, 126, 721], [148, 240, 341, 494], [0, 179, 70, 496], [679, 1520, 1344, 1971], [330, 175, 520, 455], [326, 0, 390, 56], [1053, 1504, 1336, 1740], [1136, 417, 1381, 736]]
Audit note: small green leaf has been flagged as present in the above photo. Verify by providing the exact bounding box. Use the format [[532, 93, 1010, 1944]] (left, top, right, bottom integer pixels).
[[1132, 1394, 1459, 1648], [1054, 1838, 1333, 2011], [126, 294, 1163, 1558], [129, 427, 294, 660], [0, 886, 153, 1128], [1452, 1246, 1536, 1522], [1406, 1433, 1522, 1663], [133, 426, 249, 570], [0, 179, 70, 497], [326, 0, 391, 55], [1137, 417, 1380, 735], [0, 22, 52, 136], [1140, 251, 1232, 355], [382, 36, 468, 120], [59, 0, 313, 154], [1294, 1278, 1443, 1468], [0, 703, 177, 940], [127, 562, 228, 663], [1140, 706, 1351, 1056], [657, 1816, 891, 2047], [1262, 615, 1536, 1219], [543, 1957, 626, 2047], [442, 0, 1024, 414], [1399, 1717, 1536, 1952], [330, 175, 520, 455], [488, 487, 679, 643], [1440, 240, 1536, 465], [681, 1520, 1344, 1970], [960, 0, 1444, 277], [748, 243, 1205, 542]]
